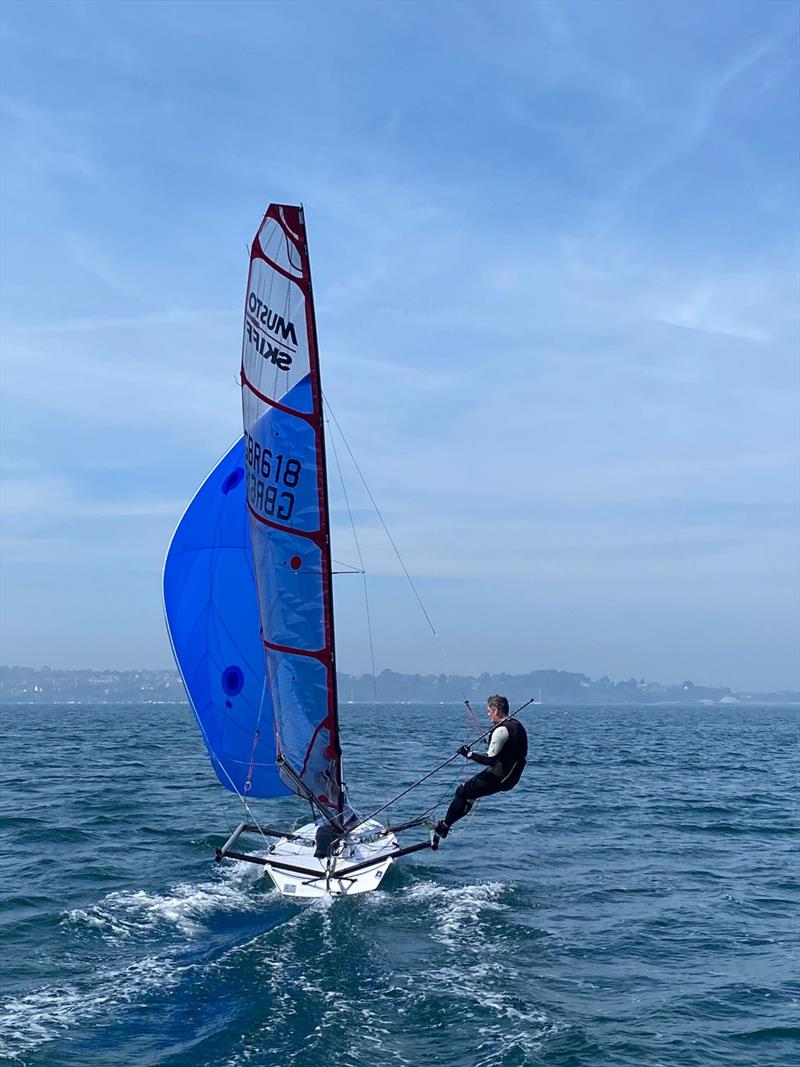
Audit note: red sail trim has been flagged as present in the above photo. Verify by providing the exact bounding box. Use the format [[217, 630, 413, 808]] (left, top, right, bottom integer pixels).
[[278, 205, 302, 243], [262, 637, 330, 663], [295, 205, 344, 812], [240, 366, 316, 424], [252, 237, 309, 288], [246, 501, 324, 545], [300, 711, 336, 777]]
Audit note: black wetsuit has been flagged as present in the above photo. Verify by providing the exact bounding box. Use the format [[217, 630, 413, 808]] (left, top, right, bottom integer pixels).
[[441, 717, 528, 830]]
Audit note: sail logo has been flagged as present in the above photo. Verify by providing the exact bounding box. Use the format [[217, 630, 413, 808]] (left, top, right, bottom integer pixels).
[[246, 292, 297, 370], [245, 323, 293, 370]]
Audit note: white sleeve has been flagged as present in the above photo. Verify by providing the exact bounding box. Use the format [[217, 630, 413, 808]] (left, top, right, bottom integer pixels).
[[486, 725, 509, 758]]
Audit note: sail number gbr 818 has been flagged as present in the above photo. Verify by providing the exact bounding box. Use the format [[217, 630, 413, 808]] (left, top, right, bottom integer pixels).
[[245, 430, 302, 523]]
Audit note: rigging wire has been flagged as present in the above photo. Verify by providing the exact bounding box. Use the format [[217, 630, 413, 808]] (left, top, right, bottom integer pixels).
[[325, 403, 379, 705], [379, 706, 498, 834], [464, 699, 483, 730], [322, 391, 487, 811], [322, 395, 438, 638], [344, 696, 537, 834], [389, 772, 463, 832], [188, 683, 276, 851], [332, 559, 365, 574]]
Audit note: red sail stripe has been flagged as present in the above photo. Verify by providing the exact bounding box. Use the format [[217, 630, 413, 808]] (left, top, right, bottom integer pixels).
[[245, 501, 324, 546], [240, 365, 315, 424], [300, 711, 336, 778], [262, 637, 330, 663], [252, 236, 309, 288]]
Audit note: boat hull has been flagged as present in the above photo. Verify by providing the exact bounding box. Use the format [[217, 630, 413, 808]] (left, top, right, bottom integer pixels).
[[262, 819, 399, 898]]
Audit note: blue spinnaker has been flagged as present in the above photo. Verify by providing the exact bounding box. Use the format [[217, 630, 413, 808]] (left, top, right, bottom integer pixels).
[[163, 437, 288, 799]]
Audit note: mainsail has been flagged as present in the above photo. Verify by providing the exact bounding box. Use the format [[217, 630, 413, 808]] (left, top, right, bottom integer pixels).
[[163, 437, 287, 799], [241, 204, 345, 814]]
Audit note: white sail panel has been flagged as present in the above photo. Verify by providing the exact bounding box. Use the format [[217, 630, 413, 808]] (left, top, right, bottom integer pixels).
[[242, 256, 312, 414], [257, 214, 304, 278]]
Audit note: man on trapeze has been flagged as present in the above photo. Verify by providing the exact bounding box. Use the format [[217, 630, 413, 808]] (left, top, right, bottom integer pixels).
[[432, 694, 528, 847]]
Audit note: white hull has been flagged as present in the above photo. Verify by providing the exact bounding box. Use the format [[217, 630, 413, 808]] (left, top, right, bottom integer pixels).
[[262, 818, 399, 898]]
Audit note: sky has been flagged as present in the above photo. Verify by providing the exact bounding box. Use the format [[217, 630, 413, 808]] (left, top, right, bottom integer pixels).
[[1, 0, 798, 691]]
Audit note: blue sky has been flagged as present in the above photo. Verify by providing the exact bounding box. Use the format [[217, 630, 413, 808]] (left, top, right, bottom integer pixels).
[[1, 0, 798, 690]]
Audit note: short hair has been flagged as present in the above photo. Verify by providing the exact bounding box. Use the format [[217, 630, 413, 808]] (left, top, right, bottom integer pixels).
[[487, 694, 509, 716]]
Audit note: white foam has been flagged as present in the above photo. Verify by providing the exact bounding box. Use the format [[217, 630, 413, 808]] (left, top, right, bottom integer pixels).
[[0, 956, 184, 1060], [198, 877, 550, 1067], [405, 879, 508, 943], [3, 863, 366, 1062], [471, 1018, 568, 1065], [396, 879, 563, 1058], [66, 865, 271, 940]]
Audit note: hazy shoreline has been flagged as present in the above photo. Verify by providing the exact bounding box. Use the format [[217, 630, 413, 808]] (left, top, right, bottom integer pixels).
[[2, 666, 797, 706]]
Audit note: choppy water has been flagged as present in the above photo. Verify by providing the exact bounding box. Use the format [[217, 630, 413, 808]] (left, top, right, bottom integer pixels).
[[0, 701, 797, 1066]]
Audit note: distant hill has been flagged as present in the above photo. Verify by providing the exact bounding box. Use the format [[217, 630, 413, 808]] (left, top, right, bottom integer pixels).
[[1, 665, 797, 705]]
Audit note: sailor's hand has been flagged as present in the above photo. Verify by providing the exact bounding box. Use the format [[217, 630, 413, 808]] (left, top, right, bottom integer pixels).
[[457, 745, 472, 758]]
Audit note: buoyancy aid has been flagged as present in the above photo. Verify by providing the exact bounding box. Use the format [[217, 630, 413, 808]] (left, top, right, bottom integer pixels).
[[472, 717, 528, 786]]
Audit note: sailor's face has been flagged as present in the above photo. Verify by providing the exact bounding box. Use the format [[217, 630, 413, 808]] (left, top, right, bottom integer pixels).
[[487, 704, 503, 723]]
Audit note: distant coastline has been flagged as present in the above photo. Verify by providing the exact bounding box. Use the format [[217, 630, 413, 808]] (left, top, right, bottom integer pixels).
[[1, 665, 797, 706]]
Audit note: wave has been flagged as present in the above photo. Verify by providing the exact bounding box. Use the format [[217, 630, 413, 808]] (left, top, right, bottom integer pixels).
[[66, 862, 272, 940], [0, 955, 186, 1061], [0, 862, 278, 1060], [731, 1025, 800, 1043], [402, 878, 509, 943], [196, 875, 565, 1067]]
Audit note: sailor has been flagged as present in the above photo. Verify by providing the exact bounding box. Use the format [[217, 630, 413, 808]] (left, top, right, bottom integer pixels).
[[433, 694, 527, 845]]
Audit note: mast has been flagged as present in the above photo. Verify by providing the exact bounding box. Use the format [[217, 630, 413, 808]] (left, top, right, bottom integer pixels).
[[298, 205, 345, 814]]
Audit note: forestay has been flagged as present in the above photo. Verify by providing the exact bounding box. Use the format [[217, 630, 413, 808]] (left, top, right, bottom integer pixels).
[[241, 204, 345, 815]]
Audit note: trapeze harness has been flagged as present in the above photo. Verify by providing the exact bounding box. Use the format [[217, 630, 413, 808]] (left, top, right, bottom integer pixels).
[[441, 717, 528, 831]]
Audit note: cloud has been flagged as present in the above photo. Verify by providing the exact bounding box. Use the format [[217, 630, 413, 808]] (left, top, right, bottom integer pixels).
[[1, 307, 242, 443], [0, 0, 796, 686], [613, 36, 782, 205], [0, 95, 102, 186], [1, 475, 181, 522]]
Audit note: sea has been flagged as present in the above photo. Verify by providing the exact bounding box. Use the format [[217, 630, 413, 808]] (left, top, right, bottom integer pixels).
[[0, 701, 797, 1067]]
